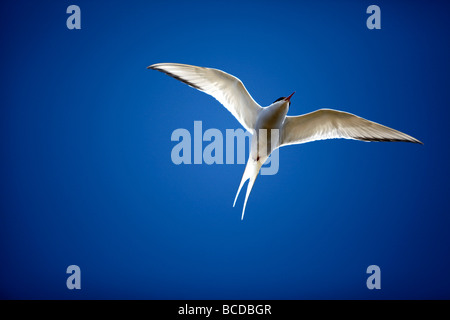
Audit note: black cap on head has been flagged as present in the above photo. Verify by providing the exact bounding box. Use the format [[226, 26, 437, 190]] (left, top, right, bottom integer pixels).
[[273, 92, 295, 104], [273, 97, 286, 103]]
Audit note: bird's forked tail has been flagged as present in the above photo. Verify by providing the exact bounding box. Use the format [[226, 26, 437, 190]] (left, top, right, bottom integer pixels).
[[233, 158, 264, 220]]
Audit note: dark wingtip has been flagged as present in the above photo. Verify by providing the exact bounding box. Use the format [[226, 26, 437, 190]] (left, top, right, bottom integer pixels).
[[409, 138, 423, 145], [149, 65, 203, 90], [356, 137, 424, 144]]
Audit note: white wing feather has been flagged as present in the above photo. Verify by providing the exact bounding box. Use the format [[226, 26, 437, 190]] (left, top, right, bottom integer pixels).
[[281, 109, 422, 146], [148, 63, 262, 132]]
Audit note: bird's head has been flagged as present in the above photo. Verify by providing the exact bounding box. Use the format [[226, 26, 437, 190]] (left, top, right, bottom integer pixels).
[[272, 92, 295, 108]]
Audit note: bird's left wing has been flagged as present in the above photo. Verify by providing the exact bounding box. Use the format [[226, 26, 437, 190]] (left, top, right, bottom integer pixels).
[[281, 109, 423, 146], [148, 63, 262, 132]]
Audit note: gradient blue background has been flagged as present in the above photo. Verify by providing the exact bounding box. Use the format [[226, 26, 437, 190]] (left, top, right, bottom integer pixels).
[[1, 0, 449, 299]]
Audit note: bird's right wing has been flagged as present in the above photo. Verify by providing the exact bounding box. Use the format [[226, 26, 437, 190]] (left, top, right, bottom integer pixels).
[[148, 63, 262, 132], [281, 109, 422, 146]]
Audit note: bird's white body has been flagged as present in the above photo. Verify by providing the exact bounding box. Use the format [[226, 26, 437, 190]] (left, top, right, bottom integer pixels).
[[234, 99, 289, 219], [148, 63, 422, 219], [252, 99, 289, 161]]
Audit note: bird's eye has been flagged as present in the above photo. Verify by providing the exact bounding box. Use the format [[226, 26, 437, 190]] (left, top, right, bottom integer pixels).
[[273, 97, 285, 103]]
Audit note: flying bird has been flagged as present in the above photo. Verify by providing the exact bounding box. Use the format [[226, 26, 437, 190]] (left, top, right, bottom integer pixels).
[[148, 63, 422, 219]]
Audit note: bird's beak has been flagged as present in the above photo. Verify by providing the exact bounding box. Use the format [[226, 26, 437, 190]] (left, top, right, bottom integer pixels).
[[285, 92, 295, 102]]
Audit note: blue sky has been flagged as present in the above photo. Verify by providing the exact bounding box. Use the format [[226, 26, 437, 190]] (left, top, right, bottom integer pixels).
[[1, 0, 449, 299]]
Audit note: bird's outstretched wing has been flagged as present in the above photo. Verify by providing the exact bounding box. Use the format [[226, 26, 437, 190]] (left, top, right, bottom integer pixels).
[[281, 109, 423, 146], [148, 63, 262, 132]]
